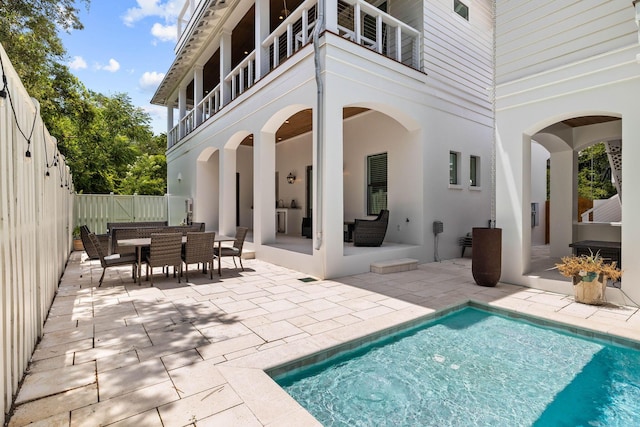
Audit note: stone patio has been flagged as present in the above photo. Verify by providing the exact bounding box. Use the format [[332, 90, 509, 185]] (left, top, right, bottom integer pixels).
[[7, 252, 640, 426]]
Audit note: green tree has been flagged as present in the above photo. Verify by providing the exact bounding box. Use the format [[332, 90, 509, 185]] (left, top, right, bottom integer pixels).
[[578, 143, 617, 200], [119, 154, 167, 195], [1, 0, 167, 195], [0, 0, 90, 128]]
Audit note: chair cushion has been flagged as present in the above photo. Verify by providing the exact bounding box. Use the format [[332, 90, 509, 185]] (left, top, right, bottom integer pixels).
[[104, 254, 121, 261]]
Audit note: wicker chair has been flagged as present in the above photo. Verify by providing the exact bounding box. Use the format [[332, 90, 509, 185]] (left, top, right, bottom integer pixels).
[[182, 232, 216, 280], [85, 232, 137, 287], [80, 225, 109, 260], [352, 210, 389, 247], [145, 233, 183, 285], [214, 227, 248, 271]]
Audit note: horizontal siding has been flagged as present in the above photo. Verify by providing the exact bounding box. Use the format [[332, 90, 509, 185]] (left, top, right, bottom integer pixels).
[[423, 0, 494, 125], [496, 0, 637, 84]]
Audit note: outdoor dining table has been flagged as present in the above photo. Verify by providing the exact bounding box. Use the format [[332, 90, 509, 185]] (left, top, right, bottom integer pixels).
[[117, 233, 236, 283]]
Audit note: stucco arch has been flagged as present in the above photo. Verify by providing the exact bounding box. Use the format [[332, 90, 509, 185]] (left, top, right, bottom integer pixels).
[[224, 130, 253, 150], [345, 101, 420, 133], [261, 104, 312, 134]]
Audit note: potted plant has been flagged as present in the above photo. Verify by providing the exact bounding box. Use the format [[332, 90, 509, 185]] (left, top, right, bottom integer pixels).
[[72, 226, 84, 251], [555, 250, 622, 305]]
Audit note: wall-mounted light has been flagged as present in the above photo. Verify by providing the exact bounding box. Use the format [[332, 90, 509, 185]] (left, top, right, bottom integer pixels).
[[286, 172, 296, 184], [177, 172, 183, 182]]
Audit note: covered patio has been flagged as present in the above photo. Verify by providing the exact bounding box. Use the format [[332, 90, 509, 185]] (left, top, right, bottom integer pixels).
[[7, 252, 640, 426]]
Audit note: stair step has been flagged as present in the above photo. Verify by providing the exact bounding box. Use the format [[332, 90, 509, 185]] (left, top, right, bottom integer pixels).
[[370, 258, 418, 274]]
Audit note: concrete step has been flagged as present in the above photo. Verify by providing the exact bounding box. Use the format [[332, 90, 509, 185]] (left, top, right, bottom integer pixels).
[[370, 258, 418, 274]]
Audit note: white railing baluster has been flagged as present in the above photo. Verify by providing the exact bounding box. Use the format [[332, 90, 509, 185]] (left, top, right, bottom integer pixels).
[[355, 3, 361, 44], [396, 26, 402, 62], [287, 23, 293, 57], [376, 14, 382, 54]]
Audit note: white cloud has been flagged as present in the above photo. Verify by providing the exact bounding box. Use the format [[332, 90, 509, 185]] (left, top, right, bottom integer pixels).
[[69, 56, 87, 70], [100, 59, 121, 73], [151, 22, 177, 42], [122, 0, 181, 27], [139, 71, 165, 91]]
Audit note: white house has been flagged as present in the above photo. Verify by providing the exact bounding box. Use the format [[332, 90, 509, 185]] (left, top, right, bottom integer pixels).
[[152, 0, 494, 279], [495, 0, 640, 304]]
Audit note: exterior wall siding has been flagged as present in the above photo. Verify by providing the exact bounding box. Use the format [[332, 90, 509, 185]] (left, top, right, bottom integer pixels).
[[496, 0, 637, 85], [422, 0, 494, 126]]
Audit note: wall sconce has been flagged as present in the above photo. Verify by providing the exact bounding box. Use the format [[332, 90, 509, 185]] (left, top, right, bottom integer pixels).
[[177, 172, 183, 182], [286, 172, 296, 184]]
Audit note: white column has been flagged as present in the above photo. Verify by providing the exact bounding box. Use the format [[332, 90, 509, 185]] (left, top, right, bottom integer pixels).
[[166, 104, 174, 148], [319, 75, 344, 276], [178, 85, 187, 138], [254, 131, 277, 245], [621, 113, 640, 303], [220, 30, 232, 106], [255, 0, 270, 80], [325, 0, 338, 33], [549, 149, 577, 258], [193, 65, 204, 127], [220, 147, 237, 237], [166, 103, 174, 130]]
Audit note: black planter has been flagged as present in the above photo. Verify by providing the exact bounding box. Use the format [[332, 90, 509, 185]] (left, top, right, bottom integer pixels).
[[472, 227, 502, 287]]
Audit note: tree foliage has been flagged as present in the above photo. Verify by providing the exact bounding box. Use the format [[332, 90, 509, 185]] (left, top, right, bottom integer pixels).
[[577, 143, 617, 200], [1, 0, 167, 195]]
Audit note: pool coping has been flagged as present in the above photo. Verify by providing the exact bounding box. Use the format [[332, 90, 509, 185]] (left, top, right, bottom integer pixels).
[[263, 299, 640, 380]]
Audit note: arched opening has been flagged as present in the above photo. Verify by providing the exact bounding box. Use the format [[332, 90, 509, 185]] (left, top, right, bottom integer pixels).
[[526, 115, 622, 285]]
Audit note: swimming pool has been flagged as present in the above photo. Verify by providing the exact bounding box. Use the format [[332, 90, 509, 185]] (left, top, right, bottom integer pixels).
[[274, 306, 640, 426]]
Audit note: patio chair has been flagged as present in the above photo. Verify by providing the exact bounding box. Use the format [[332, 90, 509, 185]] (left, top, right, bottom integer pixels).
[[182, 232, 216, 280], [145, 233, 183, 285], [80, 225, 109, 260], [85, 232, 137, 287], [214, 227, 248, 271], [352, 210, 389, 247]]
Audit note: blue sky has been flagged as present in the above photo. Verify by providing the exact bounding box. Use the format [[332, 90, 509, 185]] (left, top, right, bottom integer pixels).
[[59, 1, 180, 135]]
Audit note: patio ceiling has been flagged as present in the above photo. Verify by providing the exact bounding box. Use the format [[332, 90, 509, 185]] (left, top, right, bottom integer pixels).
[[560, 116, 620, 128], [240, 107, 369, 145]]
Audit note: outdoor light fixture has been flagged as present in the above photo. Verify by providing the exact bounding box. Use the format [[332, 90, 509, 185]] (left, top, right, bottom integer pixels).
[[279, 0, 290, 19], [287, 172, 296, 184], [177, 172, 183, 182]]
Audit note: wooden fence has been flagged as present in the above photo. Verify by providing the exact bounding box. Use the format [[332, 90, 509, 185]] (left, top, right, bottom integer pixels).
[[0, 44, 74, 423], [74, 194, 168, 234]]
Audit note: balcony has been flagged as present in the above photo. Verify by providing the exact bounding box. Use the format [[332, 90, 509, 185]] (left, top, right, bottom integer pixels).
[[167, 0, 421, 148]]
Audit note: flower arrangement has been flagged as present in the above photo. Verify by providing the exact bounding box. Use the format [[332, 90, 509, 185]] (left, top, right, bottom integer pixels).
[[555, 250, 622, 282]]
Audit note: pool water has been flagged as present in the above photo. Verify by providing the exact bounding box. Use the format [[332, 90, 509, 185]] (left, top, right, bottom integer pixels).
[[274, 307, 640, 426]]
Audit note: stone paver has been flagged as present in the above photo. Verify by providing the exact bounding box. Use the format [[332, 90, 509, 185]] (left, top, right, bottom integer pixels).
[[7, 252, 640, 426]]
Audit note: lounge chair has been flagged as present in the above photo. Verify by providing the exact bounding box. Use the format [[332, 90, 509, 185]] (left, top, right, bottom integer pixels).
[[353, 210, 389, 247]]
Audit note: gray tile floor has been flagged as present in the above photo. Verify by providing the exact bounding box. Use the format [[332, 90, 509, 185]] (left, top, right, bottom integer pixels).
[[7, 252, 640, 426]]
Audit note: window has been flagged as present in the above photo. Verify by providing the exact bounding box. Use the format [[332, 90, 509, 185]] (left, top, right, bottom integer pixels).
[[470, 155, 480, 187], [454, 0, 469, 21], [367, 153, 387, 215], [449, 151, 460, 185]]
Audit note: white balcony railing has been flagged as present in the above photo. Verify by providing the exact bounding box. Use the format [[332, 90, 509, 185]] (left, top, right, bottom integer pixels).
[[168, 124, 180, 149], [262, 0, 318, 69], [169, 0, 420, 147], [337, 0, 420, 68], [197, 83, 222, 123], [224, 50, 256, 101]]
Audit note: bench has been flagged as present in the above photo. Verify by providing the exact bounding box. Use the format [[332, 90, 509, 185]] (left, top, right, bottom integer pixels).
[[458, 234, 473, 257], [569, 240, 621, 267]]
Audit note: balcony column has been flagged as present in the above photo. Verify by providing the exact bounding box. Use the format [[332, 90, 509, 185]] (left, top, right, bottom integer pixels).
[[325, 0, 338, 33], [166, 103, 174, 148], [193, 64, 204, 127], [255, 0, 270, 80], [220, 29, 232, 106], [178, 85, 187, 138]]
